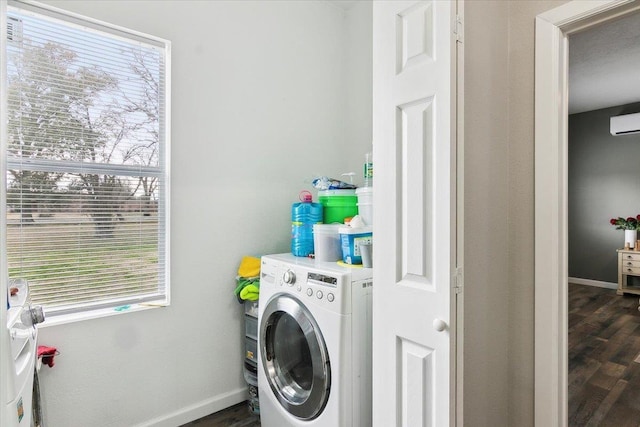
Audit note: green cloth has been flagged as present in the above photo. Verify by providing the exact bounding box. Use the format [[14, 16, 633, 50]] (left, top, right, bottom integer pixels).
[[234, 278, 259, 296], [239, 284, 260, 301]]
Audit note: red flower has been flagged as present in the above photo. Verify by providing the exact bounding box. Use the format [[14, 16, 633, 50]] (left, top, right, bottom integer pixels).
[[611, 215, 640, 230]]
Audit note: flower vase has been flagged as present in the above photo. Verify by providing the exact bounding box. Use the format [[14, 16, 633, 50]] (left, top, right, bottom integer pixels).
[[625, 230, 637, 248]]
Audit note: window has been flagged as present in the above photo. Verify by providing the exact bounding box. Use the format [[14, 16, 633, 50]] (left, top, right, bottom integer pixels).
[[4, 1, 170, 316]]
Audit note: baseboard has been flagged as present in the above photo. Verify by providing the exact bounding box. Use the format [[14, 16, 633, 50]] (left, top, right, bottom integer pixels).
[[568, 277, 617, 290], [135, 387, 247, 427]]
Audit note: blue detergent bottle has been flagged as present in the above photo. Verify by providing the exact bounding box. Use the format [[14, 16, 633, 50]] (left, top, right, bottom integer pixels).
[[291, 191, 323, 257]]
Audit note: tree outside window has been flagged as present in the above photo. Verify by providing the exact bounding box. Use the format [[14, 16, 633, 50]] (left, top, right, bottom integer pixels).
[[5, 4, 169, 313]]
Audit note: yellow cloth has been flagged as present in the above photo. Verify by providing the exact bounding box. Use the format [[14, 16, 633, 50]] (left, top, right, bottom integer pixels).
[[336, 260, 363, 268], [240, 284, 260, 301], [238, 256, 260, 278]]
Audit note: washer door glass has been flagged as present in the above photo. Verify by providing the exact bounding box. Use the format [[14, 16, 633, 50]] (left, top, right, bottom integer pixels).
[[260, 294, 330, 420]]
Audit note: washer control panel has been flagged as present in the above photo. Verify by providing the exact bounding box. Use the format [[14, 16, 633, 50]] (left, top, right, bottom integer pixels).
[[263, 254, 373, 315], [275, 266, 344, 312], [282, 269, 296, 286], [307, 272, 337, 288], [305, 272, 338, 304], [305, 273, 337, 304]]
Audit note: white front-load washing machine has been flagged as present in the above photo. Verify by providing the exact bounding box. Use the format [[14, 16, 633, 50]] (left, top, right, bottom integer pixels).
[[3, 279, 44, 427], [258, 253, 372, 427]]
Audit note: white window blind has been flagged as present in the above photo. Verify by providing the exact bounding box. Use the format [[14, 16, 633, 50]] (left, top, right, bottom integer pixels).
[[5, 1, 170, 315]]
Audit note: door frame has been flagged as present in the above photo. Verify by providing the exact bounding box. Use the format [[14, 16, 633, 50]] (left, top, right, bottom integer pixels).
[[534, 1, 640, 426]]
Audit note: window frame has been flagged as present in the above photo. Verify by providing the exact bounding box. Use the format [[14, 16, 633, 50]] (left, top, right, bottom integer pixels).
[[2, 0, 171, 322]]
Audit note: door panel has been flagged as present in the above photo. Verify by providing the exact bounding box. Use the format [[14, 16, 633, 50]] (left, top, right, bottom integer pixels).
[[400, 338, 434, 426], [398, 97, 433, 282], [373, 1, 456, 426]]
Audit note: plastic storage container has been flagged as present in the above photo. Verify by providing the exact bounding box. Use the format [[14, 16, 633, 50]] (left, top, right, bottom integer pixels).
[[291, 192, 323, 257], [244, 300, 259, 317], [244, 315, 258, 340], [244, 360, 260, 414], [356, 187, 373, 226], [318, 189, 358, 224], [313, 224, 343, 262], [245, 337, 258, 363], [339, 226, 373, 264], [243, 300, 259, 415], [244, 360, 258, 385], [248, 384, 260, 414], [364, 151, 373, 187]]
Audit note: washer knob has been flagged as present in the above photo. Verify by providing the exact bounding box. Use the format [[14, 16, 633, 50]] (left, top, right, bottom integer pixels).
[[283, 270, 296, 285]]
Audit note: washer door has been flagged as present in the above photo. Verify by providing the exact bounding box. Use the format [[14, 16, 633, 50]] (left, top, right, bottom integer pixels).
[[260, 294, 331, 420]]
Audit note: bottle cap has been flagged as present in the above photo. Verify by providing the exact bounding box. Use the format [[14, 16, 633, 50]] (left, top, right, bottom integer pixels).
[[300, 190, 313, 202]]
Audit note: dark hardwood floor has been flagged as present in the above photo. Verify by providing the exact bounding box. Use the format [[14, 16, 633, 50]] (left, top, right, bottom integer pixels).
[[180, 402, 260, 427], [569, 282, 640, 426]]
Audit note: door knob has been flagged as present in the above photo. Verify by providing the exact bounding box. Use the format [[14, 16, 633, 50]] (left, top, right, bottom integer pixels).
[[433, 319, 447, 332]]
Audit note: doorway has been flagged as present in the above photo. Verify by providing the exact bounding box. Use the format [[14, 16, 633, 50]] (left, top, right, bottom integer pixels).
[[567, 12, 640, 423], [535, 1, 640, 426]]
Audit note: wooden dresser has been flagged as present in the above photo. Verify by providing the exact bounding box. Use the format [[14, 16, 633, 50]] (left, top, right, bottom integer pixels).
[[617, 249, 640, 295]]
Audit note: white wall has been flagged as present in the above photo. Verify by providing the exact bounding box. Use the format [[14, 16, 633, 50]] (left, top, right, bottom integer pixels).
[[9, 0, 588, 425], [32, 1, 372, 425], [344, 1, 373, 182]]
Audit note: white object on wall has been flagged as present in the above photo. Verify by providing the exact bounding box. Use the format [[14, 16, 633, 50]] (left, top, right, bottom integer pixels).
[[610, 112, 640, 135]]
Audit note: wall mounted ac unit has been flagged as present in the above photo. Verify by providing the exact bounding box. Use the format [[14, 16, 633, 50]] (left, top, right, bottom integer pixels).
[[611, 112, 640, 136]]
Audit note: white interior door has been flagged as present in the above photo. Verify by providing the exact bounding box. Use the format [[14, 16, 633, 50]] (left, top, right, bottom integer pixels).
[[372, 1, 458, 426]]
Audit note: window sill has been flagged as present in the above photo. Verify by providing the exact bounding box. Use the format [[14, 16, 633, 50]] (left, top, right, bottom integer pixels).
[[39, 302, 168, 328]]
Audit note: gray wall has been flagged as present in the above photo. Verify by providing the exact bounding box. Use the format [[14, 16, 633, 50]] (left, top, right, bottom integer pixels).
[[461, 1, 570, 426], [464, 2, 510, 424], [569, 103, 640, 283]]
